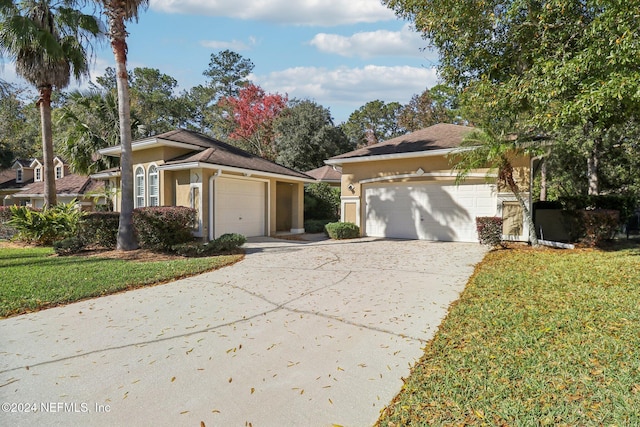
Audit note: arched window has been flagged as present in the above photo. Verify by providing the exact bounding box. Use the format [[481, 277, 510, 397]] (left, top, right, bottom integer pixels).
[[148, 165, 159, 207], [135, 166, 145, 208]]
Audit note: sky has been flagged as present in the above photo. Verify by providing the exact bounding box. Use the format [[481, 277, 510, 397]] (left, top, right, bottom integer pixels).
[[2, 0, 441, 124]]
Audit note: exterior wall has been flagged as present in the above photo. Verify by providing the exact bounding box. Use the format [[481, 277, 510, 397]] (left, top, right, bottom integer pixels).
[[276, 182, 293, 231], [174, 170, 191, 207]]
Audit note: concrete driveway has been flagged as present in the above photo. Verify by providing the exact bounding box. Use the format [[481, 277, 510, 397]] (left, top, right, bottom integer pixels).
[[0, 237, 486, 427]]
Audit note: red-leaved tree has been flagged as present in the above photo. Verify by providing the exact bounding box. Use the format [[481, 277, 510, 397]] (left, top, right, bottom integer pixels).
[[222, 83, 287, 160]]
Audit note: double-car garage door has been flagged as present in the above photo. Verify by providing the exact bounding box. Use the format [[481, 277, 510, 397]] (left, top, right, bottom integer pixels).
[[364, 181, 497, 242]]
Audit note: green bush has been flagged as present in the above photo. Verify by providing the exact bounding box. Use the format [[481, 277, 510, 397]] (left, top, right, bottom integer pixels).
[[580, 209, 620, 247], [304, 218, 333, 233], [53, 236, 85, 255], [476, 216, 504, 248], [8, 202, 84, 245], [0, 206, 16, 240], [79, 212, 119, 248], [558, 195, 637, 225], [305, 182, 340, 221], [133, 206, 197, 251], [325, 222, 360, 239], [172, 233, 246, 257]]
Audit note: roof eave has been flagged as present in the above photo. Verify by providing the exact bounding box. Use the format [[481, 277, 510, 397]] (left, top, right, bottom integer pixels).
[[98, 138, 204, 157], [325, 146, 477, 166], [158, 162, 315, 183]]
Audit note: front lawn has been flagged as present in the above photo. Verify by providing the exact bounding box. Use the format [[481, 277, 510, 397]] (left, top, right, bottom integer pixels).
[[377, 244, 640, 426], [0, 246, 242, 317]]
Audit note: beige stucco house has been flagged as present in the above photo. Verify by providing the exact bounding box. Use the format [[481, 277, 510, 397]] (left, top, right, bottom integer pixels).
[[92, 129, 314, 240], [325, 123, 531, 243]]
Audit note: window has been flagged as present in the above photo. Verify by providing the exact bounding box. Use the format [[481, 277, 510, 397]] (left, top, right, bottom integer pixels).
[[16, 169, 23, 183], [135, 166, 145, 208], [148, 165, 159, 207], [35, 167, 41, 181], [55, 166, 63, 179]]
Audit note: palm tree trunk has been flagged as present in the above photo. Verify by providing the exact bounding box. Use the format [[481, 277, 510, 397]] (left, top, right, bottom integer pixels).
[[37, 85, 57, 208], [109, 9, 137, 250]]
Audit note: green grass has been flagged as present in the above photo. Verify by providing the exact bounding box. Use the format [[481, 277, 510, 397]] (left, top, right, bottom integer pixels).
[[377, 245, 640, 426], [0, 246, 242, 317]]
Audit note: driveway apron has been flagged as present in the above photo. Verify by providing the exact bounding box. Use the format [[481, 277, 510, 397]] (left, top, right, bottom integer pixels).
[[0, 237, 486, 427]]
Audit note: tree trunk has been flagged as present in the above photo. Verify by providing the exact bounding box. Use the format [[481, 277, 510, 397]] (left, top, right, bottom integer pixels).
[[587, 138, 600, 196], [37, 85, 57, 208], [539, 158, 547, 202], [501, 163, 539, 247], [109, 8, 137, 251]]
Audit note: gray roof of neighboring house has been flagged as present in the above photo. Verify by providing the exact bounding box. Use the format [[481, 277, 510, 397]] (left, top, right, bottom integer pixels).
[[305, 165, 341, 182], [0, 169, 33, 190], [13, 174, 104, 197], [328, 123, 475, 161], [157, 129, 313, 180]]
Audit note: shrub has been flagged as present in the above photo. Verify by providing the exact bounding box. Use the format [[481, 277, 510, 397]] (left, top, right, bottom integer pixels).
[[171, 233, 246, 257], [133, 206, 197, 251], [53, 236, 85, 255], [476, 217, 504, 248], [304, 218, 332, 233], [580, 209, 620, 247], [8, 202, 84, 245], [325, 222, 360, 239], [305, 183, 340, 221], [79, 212, 119, 248], [0, 206, 16, 240]]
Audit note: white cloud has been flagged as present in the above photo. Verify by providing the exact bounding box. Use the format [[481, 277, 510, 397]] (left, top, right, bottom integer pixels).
[[254, 64, 439, 122], [200, 38, 254, 51], [310, 24, 436, 60], [150, 0, 395, 26]]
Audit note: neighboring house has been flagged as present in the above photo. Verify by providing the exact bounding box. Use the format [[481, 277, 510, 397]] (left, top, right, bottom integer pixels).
[[1, 159, 34, 205], [92, 129, 314, 240], [9, 157, 105, 210], [325, 123, 530, 243], [305, 165, 341, 187]]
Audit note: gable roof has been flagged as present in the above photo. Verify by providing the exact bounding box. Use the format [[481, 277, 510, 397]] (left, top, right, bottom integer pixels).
[[305, 165, 341, 182], [13, 174, 104, 198], [101, 129, 313, 181], [326, 123, 475, 164]]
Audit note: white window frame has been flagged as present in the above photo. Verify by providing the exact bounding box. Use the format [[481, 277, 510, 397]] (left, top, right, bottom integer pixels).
[[147, 164, 159, 207], [35, 167, 41, 181], [55, 165, 63, 179], [16, 169, 23, 183], [135, 166, 145, 208]]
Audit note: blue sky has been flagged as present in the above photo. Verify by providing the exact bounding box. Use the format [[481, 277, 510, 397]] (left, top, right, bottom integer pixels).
[[4, 0, 440, 124]]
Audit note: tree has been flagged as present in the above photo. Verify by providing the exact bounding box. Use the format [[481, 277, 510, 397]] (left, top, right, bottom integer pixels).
[[222, 83, 287, 161], [55, 86, 124, 174], [97, 0, 149, 251], [450, 127, 540, 246], [0, 83, 40, 167], [274, 99, 353, 171], [384, 0, 640, 196], [129, 67, 184, 135], [203, 49, 254, 99], [399, 84, 459, 131], [0, 0, 101, 207], [341, 100, 405, 147]]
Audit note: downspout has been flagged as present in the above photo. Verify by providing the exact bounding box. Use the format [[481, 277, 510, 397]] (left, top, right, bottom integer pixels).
[[208, 170, 222, 241]]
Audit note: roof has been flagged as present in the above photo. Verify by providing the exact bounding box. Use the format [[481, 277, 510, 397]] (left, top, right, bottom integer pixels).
[[145, 129, 313, 180], [13, 174, 104, 198], [328, 123, 475, 162], [305, 165, 341, 182], [0, 169, 33, 190]]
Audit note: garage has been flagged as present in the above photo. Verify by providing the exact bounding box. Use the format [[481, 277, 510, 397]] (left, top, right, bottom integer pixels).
[[364, 182, 497, 242], [214, 177, 266, 238]]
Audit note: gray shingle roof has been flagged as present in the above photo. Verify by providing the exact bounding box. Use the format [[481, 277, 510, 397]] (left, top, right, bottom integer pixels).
[[305, 165, 341, 182]]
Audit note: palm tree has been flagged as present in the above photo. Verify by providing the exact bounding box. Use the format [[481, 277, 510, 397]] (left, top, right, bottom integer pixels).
[[97, 0, 148, 250], [450, 128, 541, 247], [0, 0, 101, 207]]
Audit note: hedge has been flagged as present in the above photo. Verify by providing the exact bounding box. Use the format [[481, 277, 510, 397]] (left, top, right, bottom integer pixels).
[[325, 222, 360, 239], [133, 206, 197, 251], [476, 216, 504, 248]]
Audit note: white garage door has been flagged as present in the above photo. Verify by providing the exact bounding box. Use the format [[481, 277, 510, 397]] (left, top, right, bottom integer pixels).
[[364, 182, 497, 242], [215, 177, 266, 238]]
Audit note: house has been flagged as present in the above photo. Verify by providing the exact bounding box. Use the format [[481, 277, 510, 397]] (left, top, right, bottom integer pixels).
[[305, 165, 341, 187], [8, 157, 105, 210], [1, 159, 34, 205], [92, 129, 315, 240], [324, 123, 530, 243]]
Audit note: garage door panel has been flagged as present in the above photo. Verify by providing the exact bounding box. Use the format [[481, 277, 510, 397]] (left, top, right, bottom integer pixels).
[[364, 182, 496, 242], [215, 178, 265, 238]]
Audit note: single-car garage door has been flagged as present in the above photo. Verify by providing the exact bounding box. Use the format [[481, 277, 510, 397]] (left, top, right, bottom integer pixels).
[[364, 182, 496, 242], [215, 177, 266, 238]]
